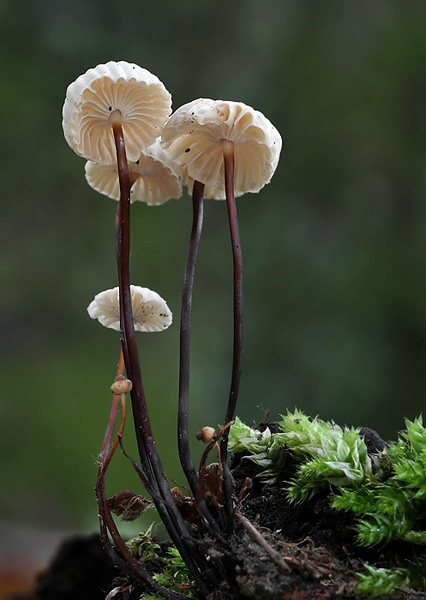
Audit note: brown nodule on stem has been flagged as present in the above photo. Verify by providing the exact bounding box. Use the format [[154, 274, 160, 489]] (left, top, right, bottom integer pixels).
[[196, 426, 216, 443], [111, 376, 133, 395]]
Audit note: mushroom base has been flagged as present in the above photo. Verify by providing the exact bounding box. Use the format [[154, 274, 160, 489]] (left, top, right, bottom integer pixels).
[[22, 422, 426, 600]]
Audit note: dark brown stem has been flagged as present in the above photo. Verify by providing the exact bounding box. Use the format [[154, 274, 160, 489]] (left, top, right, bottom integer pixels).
[[177, 182, 230, 537], [96, 451, 190, 599], [111, 111, 154, 489], [95, 349, 127, 572], [222, 143, 243, 428], [178, 180, 205, 496], [95, 354, 187, 599], [110, 114, 215, 595], [220, 142, 243, 517]]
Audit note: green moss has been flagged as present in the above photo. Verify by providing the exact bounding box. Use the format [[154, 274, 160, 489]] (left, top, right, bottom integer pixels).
[[330, 417, 426, 547], [229, 411, 426, 596], [355, 565, 410, 598], [229, 410, 372, 500], [150, 548, 195, 598], [125, 525, 195, 599]]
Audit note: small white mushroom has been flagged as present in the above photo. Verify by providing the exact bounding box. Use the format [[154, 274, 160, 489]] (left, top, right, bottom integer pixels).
[[87, 285, 172, 332], [161, 98, 282, 198], [62, 61, 172, 164], [85, 140, 182, 205]]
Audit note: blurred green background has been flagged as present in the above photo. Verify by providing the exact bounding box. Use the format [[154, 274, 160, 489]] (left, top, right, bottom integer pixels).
[[1, 0, 425, 542]]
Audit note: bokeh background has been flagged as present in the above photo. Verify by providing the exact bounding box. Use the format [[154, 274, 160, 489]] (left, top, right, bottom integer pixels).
[[1, 0, 425, 591]]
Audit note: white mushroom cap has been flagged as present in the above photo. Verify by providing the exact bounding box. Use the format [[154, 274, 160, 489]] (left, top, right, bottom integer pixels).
[[84, 140, 182, 206], [62, 61, 172, 164], [87, 285, 172, 332], [161, 99, 282, 199]]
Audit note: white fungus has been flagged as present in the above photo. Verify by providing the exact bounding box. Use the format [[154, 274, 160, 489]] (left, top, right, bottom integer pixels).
[[87, 285, 172, 332], [161, 98, 282, 199], [84, 140, 182, 205], [62, 61, 172, 164]]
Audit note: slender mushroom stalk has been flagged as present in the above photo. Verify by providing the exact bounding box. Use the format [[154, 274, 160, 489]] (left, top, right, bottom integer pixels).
[[95, 354, 173, 597], [221, 140, 243, 428], [178, 180, 205, 496], [220, 140, 244, 516], [95, 370, 189, 600], [110, 115, 218, 595], [63, 62, 218, 596], [109, 110, 167, 492], [162, 99, 282, 517], [109, 108, 135, 372]]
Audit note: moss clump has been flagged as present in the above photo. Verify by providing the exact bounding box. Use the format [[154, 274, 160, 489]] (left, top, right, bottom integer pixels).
[[229, 411, 426, 596], [331, 416, 426, 547], [355, 565, 410, 598], [229, 409, 372, 500], [125, 525, 195, 599]]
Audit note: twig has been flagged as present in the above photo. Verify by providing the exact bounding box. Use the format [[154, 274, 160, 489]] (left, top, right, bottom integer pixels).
[[235, 511, 292, 574]]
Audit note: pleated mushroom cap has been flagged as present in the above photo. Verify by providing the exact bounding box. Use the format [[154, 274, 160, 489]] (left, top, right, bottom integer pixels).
[[85, 140, 182, 206], [161, 99, 282, 199], [87, 285, 172, 332], [62, 61, 172, 164]]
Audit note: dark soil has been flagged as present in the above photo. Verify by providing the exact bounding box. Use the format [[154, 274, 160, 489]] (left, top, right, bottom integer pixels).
[[14, 534, 117, 600], [19, 426, 426, 600]]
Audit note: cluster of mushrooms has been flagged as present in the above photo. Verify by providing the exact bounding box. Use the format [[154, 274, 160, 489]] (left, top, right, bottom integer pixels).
[[62, 60, 281, 599]]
